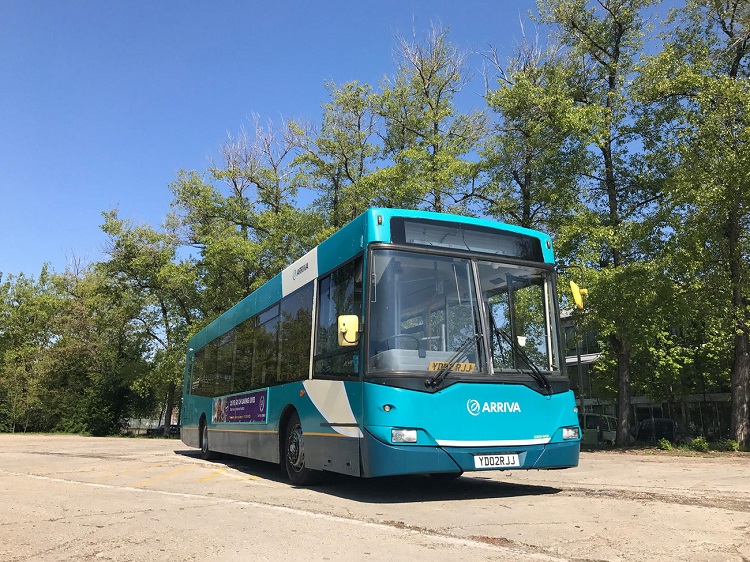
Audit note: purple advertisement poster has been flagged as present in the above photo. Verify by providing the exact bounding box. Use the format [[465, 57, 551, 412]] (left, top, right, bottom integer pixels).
[[212, 389, 267, 423]]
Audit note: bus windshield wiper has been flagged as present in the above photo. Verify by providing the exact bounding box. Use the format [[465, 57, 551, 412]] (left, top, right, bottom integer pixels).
[[494, 328, 551, 394], [425, 333, 482, 389]]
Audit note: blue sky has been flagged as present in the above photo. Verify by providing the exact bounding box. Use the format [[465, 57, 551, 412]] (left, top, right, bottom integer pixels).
[[1, 1, 538, 278]]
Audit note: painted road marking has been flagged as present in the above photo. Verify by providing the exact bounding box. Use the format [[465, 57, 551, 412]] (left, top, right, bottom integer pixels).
[[91, 463, 165, 483], [132, 465, 194, 487], [197, 468, 260, 483], [197, 469, 225, 483]]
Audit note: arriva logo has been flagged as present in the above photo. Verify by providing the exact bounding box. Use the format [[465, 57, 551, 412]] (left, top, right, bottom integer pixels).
[[466, 399, 481, 416], [292, 262, 309, 280], [466, 398, 521, 416]]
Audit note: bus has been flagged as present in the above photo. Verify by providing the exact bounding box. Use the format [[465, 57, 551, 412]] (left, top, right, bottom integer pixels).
[[180, 208, 580, 484]]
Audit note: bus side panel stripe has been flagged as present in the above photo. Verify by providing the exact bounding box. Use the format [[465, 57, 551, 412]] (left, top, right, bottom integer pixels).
[[302, 380, 363, 438]]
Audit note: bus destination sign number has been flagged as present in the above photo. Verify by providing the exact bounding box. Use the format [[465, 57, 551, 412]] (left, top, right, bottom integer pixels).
[[428, 361, 476, 373], [473, 454, 519, 469]]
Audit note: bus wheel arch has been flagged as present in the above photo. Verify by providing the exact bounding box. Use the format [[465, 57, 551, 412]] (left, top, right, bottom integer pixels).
[[278, 405, 297, 465]]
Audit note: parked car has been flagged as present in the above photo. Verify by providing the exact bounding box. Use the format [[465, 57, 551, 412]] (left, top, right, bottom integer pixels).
[[636, 418, 690, 444], [146, 425, 180, 437], [578, 413, 617, 446]]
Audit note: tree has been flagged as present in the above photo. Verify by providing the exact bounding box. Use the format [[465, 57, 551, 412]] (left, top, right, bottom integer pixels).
[[0, 264, 143, 435], [47, 264, 150, 435], [481, 25, 590, 232], [101, 211, 199, 435], [170, 117, 325, 317], [0, 268, 61, 432], [638, 0, 750, 445], [291, 81, 380, 228], [537, 0, 662, 444], [374, 25, 485, 212]]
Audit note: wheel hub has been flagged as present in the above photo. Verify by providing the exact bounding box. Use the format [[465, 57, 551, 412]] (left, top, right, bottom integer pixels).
[[287, 426, 304, 471]]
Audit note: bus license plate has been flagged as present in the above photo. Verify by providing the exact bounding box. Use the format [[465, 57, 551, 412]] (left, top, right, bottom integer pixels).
[[473, 454, 519, 469]]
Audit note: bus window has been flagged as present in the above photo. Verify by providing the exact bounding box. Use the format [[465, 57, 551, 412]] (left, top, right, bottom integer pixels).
[[232, 317, 254, 393], [368, 250, 483, 374], [254, 304, 279, 386], [215, 329, 235, 396], [202, 340, 218, 396], [478, 261, 560, 374], [279, 283, 314, 382], [191, 348, 205, 394], [314, 258, 362, 378]]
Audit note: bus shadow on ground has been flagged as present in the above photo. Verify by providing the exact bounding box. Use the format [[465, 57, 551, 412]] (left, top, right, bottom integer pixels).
[[175, 449, 561, 503], [318, 474, 562, 504]]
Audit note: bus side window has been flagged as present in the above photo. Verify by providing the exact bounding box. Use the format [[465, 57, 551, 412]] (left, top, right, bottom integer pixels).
[[215, 329, 235, 396], [314, 257, 362, 378], [254, 305, 280, 387], [192, 341, 218, 397], [204, 340, 218, 397], [232, 317, 254, 393], [192, 348, 205, 394], [279, 282, 314, 383]]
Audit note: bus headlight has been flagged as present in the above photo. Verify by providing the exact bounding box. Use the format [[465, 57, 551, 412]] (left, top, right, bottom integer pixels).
[[562, 427, 580, 440], [391, 428, 417, 443]]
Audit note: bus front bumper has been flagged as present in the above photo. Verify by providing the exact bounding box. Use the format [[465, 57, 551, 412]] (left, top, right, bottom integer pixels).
[[360, 430, 579, 477]]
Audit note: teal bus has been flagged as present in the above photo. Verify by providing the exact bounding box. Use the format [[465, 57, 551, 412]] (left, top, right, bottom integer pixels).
[[180, 208, 580, 484]]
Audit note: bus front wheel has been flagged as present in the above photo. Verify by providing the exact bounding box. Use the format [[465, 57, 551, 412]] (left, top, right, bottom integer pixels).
[[284, 412, 318, 485]]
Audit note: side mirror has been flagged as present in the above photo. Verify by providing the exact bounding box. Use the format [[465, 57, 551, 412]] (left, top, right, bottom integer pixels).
[[337, 315, 360, 346], [570, 281, 588, 309]]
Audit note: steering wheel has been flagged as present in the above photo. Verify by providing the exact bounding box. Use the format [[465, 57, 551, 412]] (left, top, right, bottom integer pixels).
[[382, 334, 421, 350]]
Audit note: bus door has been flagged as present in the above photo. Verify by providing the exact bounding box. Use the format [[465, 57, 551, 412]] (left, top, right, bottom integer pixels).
[[306, 256, 364, 476]]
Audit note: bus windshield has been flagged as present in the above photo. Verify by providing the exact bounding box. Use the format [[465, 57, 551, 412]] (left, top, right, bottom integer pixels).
[[478, 260, 560, 375], [367, 249, 560, 378]]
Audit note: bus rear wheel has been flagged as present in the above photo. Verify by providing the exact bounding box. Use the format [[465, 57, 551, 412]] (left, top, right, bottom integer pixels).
[[284, 412, 318, 485], [200, 421, 214, 460]]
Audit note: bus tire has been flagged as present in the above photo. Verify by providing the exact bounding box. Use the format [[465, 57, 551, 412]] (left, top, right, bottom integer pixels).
[[200, 420, 214, 461], [284, 411, 319, 486]]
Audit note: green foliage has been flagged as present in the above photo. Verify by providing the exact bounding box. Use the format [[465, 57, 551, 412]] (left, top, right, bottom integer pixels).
[[374, 25, 485, 213], [100, 211, 200, 433], [689, 436, 709, 452], [291, 81, 380, 227], [713, 439, 740, 452], [0, 268, 63, 432], [482, 34, 590, 232], [657, 437, 672, 450], [0, 394, 10, 432], [636, 0, 750, 445], [0, 264, 152, 434]]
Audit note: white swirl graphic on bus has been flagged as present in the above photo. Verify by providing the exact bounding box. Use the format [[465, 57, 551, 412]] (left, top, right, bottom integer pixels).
[[467, 399, 481, 416]]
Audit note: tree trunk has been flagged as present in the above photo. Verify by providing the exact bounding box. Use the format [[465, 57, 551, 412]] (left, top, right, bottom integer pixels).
[[163, 381, 176, 435], [730, 331, 750, 447], [613, 334, 632, 445], [727, 199, 750, 447]]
